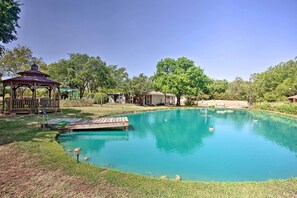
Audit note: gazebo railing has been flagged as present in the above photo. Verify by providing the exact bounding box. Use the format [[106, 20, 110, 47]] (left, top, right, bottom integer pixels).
[[4, 98, 59, 112], [4, 98, 38, 111], [40, 98, 59, 109]]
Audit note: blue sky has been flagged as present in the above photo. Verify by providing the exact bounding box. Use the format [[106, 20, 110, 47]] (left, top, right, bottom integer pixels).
[[6, 0, 297, 81]]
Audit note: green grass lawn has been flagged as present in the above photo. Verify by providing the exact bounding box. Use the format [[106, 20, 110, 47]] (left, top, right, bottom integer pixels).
[[0, 104, 296, 197]]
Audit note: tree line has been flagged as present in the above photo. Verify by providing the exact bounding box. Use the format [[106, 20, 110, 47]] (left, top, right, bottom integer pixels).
[[0, 45, 296, 105]]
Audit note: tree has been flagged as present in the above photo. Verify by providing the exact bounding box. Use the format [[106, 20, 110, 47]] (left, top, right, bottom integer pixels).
[[66, 54, 114, 99], [152, 57, 210, 106], [86, 57, 114, 93], [0, 45, 47, 79], [129, 73, 151, 105], [226, 77, 249, 100], [186, 66, 210, 97], [108, 65, 129, 92], [48, 53, 115, 99], [252, 58, 297, 102], [47, 60, 69, 86], [208, 79, 228, 99], [0, 0, 21, 55]]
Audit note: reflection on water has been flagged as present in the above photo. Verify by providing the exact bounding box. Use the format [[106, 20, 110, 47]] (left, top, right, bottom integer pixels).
[[250, 112, 297, 153], [58, 109, 297, 181], [130, 109, 213, 154]]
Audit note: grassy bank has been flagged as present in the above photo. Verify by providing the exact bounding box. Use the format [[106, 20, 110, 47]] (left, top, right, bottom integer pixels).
[[252, 102, 297, 116], [0, 104, 297, 197]]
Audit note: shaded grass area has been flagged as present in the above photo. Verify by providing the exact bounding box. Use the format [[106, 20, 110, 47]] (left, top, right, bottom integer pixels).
[[0, 104, 297, 197], [61, 103, 169, 117]]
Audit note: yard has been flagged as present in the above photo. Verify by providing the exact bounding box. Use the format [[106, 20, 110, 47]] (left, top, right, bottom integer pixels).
[[0, 104, 296, 197]]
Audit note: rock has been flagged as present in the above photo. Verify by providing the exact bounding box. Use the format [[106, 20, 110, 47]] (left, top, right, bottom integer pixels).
[[160, 175, 168, 179], [175, 175, 181, 180], [83, 157, 89, 161], [67, 149, 72, 152]]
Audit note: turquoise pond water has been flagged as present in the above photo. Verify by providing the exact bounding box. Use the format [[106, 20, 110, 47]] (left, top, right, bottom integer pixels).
[[58, 109, 297, 182]]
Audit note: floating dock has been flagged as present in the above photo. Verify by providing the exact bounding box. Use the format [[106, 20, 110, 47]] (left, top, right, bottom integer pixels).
[[46, 117, 129, 131]]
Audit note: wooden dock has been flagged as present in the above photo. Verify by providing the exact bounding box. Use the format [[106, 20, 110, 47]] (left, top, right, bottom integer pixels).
[[46, 117, 129, 131]]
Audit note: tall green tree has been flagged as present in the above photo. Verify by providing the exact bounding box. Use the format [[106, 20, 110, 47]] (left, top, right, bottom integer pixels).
[[86, 57, 114, 93], [208, 79, 228, 99], [108, 65, 129, 92], [129, 73, 151, 95], [152, 57, 209, 106], [0, 45, 46, 78], [48, 53, 115, 99], [128, 73, 151, 104], [186, 66, 210, 96], [252, 58, 297, 102], [47, 60, 69, 86], [226, 77, 249, 100], [0, 0, 21, 55]]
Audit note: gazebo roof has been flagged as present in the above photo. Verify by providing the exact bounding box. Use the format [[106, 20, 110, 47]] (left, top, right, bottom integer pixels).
[[2, 63, 60, 86], [17, 69, 50, 77], [2, 76, 60, 85]]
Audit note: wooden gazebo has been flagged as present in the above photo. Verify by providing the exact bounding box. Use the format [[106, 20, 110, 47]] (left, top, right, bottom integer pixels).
[[1, 63, 61, 115]]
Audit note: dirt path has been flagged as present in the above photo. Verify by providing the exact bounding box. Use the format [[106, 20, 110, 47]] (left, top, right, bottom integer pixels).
[[0, 145, 130, 198]]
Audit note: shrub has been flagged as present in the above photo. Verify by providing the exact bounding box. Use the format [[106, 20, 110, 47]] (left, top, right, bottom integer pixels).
[[184, 99, 193, 106], [85, 93, 95, 99], [93, 92, 109, 105], [252, 102, 297, 115], [263, 92, 278, 102]]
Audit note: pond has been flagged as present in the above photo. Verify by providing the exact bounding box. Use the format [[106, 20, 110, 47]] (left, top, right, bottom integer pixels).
[[58, 109, 297, 182]]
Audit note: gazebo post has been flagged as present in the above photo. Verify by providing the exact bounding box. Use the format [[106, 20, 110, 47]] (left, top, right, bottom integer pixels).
[[48, 87, 52, 99], [53, 85, 56, 111], [2, 84, 5, 113], [10, 81, 13, 112], [33, 82, 37, 113], [57, 87, 60, 110]]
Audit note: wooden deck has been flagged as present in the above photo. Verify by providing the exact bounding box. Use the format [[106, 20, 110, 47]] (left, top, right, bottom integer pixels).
[[46, 117, 129, 131]]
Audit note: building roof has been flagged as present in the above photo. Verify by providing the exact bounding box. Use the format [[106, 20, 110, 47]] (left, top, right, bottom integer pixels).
[[146, 91, 175, 96], [288, 95, 297, 99]]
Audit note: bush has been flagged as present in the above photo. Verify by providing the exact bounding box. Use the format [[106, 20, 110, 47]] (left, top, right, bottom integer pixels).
[[93, 92, 109, 105], [263, 92, 278, 102], [252, 102, 297, 115], [85, 93, 95, 99], [184, 99, 193, 106]]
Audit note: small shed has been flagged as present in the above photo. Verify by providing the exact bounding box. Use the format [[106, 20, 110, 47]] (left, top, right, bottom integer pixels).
[[1, 64, 61, 115], [60, 87, 79, 100], [288, 95, 297, 103]]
